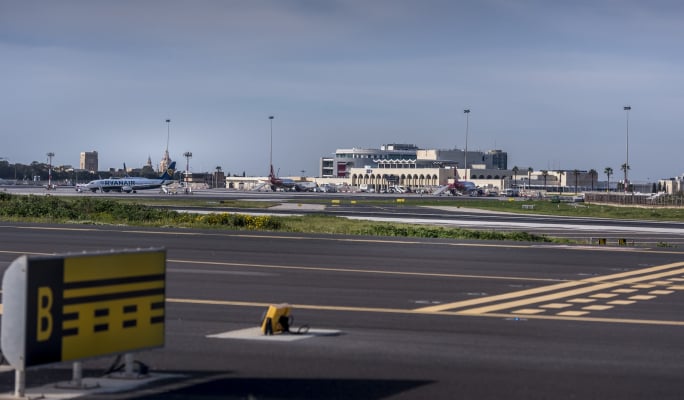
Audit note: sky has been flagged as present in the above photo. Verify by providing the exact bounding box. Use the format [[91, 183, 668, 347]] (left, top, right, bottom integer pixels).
[[1, 0, 682, 181]]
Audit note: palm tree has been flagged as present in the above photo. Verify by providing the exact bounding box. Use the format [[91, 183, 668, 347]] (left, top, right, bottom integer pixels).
[[572, 169, 580, 194], [541, 170, 548, 190], [527, 167, 533, 190], [588, 169, 597, 191], [215, 166, 223, 188], [620, 163, 630, 192], [604, 167, 613, 192], [512, 166, 519, 188], [557, 170, 564, 194]]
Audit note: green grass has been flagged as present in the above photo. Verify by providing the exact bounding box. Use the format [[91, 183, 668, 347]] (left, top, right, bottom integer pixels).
[[115, 198, 278, 209], [279, 214, 552, 241], [0, 193, 553, 243], [3, 192, 681, 244]]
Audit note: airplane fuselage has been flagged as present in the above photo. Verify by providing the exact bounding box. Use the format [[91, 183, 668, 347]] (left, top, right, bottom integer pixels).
[[81, 178, 171, 193], [78, 161, 177, 193]]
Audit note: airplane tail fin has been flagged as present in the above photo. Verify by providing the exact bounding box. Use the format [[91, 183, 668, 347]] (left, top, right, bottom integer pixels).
[[161, 161, 176, 180]]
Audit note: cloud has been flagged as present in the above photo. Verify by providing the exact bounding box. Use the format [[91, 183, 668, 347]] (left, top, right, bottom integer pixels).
[[0, 1, 682, 179]]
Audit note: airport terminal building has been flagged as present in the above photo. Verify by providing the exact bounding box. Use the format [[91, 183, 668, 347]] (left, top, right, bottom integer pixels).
[[225, 143, 605, 193], [315, 144, 514, 191], [227, 144, 521, 192]]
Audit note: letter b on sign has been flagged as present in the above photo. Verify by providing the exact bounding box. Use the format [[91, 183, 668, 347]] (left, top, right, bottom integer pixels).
[[37, 286, 53, 342]]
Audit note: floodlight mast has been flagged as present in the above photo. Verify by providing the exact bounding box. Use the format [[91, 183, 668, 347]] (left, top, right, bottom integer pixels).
[[623, 106, 631, 192], [269, 116, 274, 173], [463, 109, 470, 180]]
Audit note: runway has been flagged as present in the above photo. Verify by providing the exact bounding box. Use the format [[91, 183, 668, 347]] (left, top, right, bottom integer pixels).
[[0, 223, 682, 399], [3, 185, 684, 247]]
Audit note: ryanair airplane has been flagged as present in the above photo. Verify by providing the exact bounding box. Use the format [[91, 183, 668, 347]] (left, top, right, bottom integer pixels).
[[77, 162, 176, 193]]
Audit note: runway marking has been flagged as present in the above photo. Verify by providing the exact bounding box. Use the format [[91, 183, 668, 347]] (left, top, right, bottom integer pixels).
[[512, 309, 545, 314], [165, 297, 684, 327], [583, 305, 613, 311], [167, 259, 564, 283], [557, 311, 589, 317], [608, 300, 635, 305], [613, 288, 638, 293], [541, 303, 572, 309], [650, 290, 674, 295], [165, 259, 684, 325], [414, 262, 684, 319], [590, 293, 619, 299], [630, 295, 655, 300]]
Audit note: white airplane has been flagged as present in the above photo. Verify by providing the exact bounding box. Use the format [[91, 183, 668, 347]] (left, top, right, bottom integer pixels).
[[77, 162, 177, 193]]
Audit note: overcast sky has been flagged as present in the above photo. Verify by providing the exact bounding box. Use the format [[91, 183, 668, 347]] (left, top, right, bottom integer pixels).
[[1, 0, 682, 180]]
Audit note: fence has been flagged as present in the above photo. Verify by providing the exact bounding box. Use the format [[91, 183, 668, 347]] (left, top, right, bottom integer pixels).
[[584, 192, 684, 207]]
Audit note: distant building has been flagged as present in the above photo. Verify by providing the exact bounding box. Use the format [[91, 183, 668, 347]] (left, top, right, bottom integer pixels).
[[79, 151, 98, 172], [320, 144, 508, 178], [660, 175, 684, 194], [320, 144, 419, 178], [159, 149, 172, 173]]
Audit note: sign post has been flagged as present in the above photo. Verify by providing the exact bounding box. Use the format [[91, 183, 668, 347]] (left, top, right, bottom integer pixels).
[[1, 248, 166, 397]]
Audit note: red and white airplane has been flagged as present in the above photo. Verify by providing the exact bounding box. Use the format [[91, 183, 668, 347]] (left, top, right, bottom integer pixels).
[[267, 165, 316, 192]]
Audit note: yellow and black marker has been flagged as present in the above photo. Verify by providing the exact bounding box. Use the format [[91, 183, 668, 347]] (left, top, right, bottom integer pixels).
[[261, 304, 292, 335], [22, 249, 166, 367]]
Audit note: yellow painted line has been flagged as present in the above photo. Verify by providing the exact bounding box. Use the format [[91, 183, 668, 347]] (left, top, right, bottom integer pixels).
[[668, 285, 684, 290], [541, 303, 573, 309], [650, 290, 674, 295], [629, 295, 656, 300], [586, 262, 684, 282], [419, 262, 684, 314], [167, 298, 684, 326], [568, 298, 595, 303], [608, 300, 635, 305], [632, 284, 655, 289], [512, 309, 545, 314], [458, 282, 619, 315], [557, 311, 590, 317], [415, 280, 587, 312], [166, 298, 416, 315], [617, 269, 684, 284], [583, 305, 614, 311], [169, 258, 562, 283], [590, 293, 619, 299], [612, 288, 638, 294]]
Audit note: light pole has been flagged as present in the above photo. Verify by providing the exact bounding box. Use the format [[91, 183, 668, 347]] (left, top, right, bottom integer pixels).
[[623, 106, 631, 192], [164, 119, 171, 171], [165, 119, 171, 151], [269, 116, 274, 171], [46, 152, 54, 188], [463, 109, 470, 180], [183, 151, 192, 191]]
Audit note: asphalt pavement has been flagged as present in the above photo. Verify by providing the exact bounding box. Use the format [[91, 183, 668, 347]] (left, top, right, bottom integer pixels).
[[0, 223, 682, 399]]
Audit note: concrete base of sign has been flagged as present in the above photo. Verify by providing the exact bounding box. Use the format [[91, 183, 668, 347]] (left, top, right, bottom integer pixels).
[[207, 326, 342, 342]]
